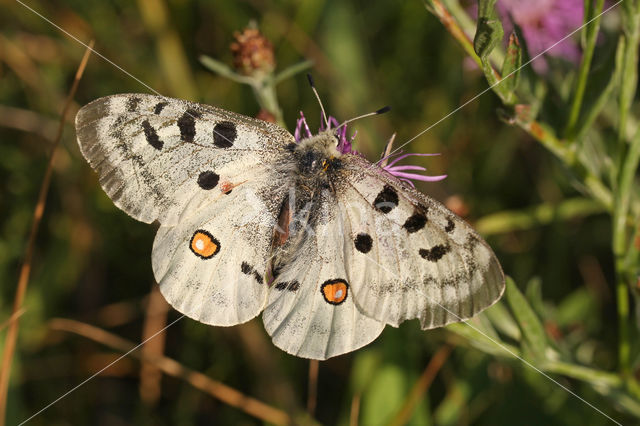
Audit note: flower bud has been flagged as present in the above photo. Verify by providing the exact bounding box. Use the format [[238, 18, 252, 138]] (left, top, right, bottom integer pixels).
[[230, 27, 275, 76]]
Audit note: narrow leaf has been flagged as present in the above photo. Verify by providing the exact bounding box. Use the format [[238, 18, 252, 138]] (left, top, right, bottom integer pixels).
[[504, 277, 549, 361], [199, 55, 255, 85], [484, 301, 521, 341], [500, 32, 522, 104], [473, 0, 503, 59]]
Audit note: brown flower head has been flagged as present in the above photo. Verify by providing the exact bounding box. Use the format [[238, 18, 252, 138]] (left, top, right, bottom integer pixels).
[[230, 27, 275, 76]]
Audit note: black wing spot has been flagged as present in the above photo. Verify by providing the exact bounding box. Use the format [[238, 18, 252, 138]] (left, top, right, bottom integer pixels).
[[419, 244, 450, 262], [403, 211, 427, 233], [213, 121, 237, 148], [178, 109, 201, 142], [240, 262, 263, 284], [445, 219, 455, 233], [274, 280, 300, 291], [154, 101, 168, 114], [197, 170, 220, 190], [374, 185, 399, 213], [354, 233, 373, 253], [142, 120, 163, 150], [126, 96, 141, 112]]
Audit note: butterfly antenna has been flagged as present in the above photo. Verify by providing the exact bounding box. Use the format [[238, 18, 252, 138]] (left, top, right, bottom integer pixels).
[[336, 105, 391, 131], [307, 74, 330, 129]]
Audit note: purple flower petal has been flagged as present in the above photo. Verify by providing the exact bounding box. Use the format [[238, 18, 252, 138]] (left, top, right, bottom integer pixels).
[[388, 171, 447, 182], [295, 111, 312, 142], [380, 150, 446, 184]]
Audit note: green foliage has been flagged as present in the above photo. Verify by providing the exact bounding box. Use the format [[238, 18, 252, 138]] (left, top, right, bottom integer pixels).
[[1, 0, 640, 424]]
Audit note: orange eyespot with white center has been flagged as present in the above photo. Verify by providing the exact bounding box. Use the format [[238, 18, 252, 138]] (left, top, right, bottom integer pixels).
[[189, 230, 220, 259], [320, 279, 349, 305]]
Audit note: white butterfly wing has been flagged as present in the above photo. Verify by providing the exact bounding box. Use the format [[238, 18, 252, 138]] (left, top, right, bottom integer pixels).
[[76, 93, 295, 325], [263, 190, 385, 360], [152, 169, 291, 325], [75, 93, 293, 225], [336, 155, 505, 329]]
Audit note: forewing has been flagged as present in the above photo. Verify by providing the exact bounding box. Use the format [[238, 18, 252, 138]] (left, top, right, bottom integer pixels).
[[336, 155, 504, 329], [75, 93, 293, 225], [152, 168, 291, 326], [262, 189, 385, 360]]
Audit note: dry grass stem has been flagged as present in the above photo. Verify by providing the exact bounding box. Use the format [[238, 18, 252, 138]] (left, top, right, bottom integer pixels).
[[389, 345, 452, 426], [0, 41, 94, 426], [307, 359, 319, 416], [349, 392, 361, 426], [49, 318, 292, 425], [139, 283, 170, 405]]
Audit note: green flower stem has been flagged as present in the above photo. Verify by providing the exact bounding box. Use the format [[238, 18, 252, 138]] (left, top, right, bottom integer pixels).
[[514, 119, 615, 210], [199, 56, 313, 129], [249, 81, 285, 127], [475, 197, 605, 236], [613, 0, 640, 383], [613, 126, 640, 380], [565, 0, 605, 140], [617, 1, 640, 157], [543, 361, 622, 388]]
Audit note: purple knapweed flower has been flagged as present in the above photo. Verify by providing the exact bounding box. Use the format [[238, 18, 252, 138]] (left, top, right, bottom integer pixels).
[[295, 111, 446, 187], [295, 112, 357, 154], [379, 151, 447, 188], [496, 0, 584, 73]]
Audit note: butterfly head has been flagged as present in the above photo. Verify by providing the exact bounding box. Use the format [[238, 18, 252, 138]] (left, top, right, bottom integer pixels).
[[294, 111, 357, 155], [292, 130, 344, 176]]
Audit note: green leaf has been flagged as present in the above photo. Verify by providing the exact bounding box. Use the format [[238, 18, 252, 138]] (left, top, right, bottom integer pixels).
[[525, 276, 546, 320], [505, 277, 549, 361], [198, 55, 254, 85], [473, 0, 509, 102], [446, 316, 520, 358], [573, 37, 622, 141], [500, 32, 522, 105], [555, 288, 597, 327], [473, 0, 503, 59], [272, 60, 314, 85], [484, 301, 521, 341], [360, 364, 408, 425]]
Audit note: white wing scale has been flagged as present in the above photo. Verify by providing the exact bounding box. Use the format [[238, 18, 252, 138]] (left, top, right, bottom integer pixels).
[[263, 189, 385, 360], [75, 93, 293, 225], [335, 155, 504, 329], [76, 94, 292, 325], [152, 170, 290, 325]]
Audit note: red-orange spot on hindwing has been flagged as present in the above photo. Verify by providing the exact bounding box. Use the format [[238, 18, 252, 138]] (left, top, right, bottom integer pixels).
[[189, 230, 220, 259], [219, 180, 234, 194], [320, 279, 349, 305]]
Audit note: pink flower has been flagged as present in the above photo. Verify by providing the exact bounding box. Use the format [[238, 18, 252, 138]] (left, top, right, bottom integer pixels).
[[379, 151, 447, 188], [496, 0, 584, 72]]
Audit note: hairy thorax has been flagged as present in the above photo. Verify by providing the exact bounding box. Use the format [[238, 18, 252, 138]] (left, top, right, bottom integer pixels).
[[290, 131, 344, 184]]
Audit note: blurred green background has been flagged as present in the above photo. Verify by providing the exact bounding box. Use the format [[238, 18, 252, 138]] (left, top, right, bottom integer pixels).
[[1, 0, 639, 425]]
